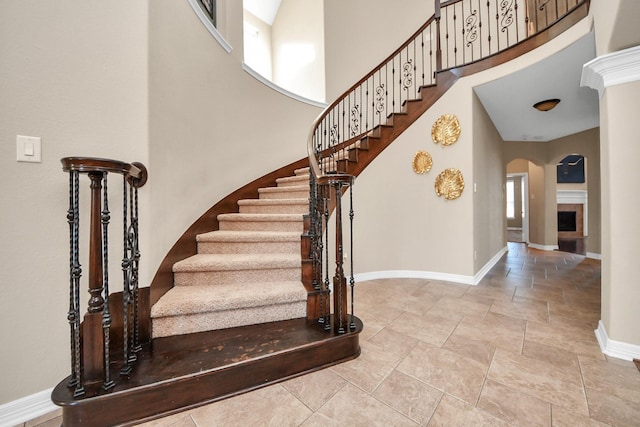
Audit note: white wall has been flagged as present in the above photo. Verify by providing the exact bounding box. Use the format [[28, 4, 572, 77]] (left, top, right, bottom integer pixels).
[[323, 0, 434, 101], [0, 0, 149, 404], [472, 93, 507, 272], [147, 1, 322, 292], [599, 81, 640, 347], [244, 9, 273, 80], [272, 0, 325, 102], [332, 2, 593, 280]]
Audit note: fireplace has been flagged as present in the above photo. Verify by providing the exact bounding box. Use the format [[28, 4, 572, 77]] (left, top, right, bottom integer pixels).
[[558, 211, 577, 232], [557, 203, 583, 238]]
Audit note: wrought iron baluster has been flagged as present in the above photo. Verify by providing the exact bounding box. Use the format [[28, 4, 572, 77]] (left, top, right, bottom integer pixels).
[[487, 0, 492, 55], [126, 184, 139, 363], [121, 177, 132, 375], [67, 170, 84, 397], [101, 173, 115, 390], [479, 0, 484, 58], [421, 31, 425, 87], [333, 181, 346, 334], [391, 59, 396, 114], [349, 183, 355, 331], [444, 7, 449, 68], [453, 4, 458, 67], [131, 183, 142, 354], [323, 184, 330, 330]]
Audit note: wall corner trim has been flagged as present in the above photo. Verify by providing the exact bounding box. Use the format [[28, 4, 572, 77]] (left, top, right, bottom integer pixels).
[[0, 388, 57, 427], [581, 44, 640, 97], [187, 0, 233, 53], [353, 247, 507, 286], [595, 320, 640, 361], [242, 64, 329, 108], [473, 246, 508, 285], [528, 243, 560, 251]]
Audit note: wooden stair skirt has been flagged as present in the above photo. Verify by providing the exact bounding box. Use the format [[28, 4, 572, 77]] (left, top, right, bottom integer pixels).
[[52, 316, 362, 427]]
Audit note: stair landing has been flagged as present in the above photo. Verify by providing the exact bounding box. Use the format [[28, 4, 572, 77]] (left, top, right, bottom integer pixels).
[[52, 316, 362, 427]]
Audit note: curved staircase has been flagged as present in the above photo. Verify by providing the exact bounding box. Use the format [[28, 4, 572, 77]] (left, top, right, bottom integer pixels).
[[150, 168, 311, 338], [53, 1, 591, 425]]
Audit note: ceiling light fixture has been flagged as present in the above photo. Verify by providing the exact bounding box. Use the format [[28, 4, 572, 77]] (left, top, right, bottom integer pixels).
[[533, 98, 561, 112]]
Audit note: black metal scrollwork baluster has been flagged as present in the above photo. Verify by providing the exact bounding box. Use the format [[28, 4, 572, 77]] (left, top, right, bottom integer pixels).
[[351, 104, 360, 137], [101, 173, 115, 390], [131, 183, 142, 354], [349, 183, 356, 331], [466, 9, 479, 55], [323, 184, 331, 330], [121, 178, 132, 375], [126, 185, 139, 363], [67, 170, 84, 397]]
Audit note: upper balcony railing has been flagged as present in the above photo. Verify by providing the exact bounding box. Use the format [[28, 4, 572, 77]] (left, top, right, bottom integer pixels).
[[307, 0, 588, 181]]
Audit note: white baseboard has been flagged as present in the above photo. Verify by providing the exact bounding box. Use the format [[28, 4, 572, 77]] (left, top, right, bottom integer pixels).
[[595, 320, 640, 361], [354, 246, 507, 286], [473, 246, 508, 284], [0, 388, 57, 427], [528, 243, 560, 251], [586, 252, 602, 260]]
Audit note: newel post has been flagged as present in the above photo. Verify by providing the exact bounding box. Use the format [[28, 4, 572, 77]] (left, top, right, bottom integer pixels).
[[83, 172, 106, 383]]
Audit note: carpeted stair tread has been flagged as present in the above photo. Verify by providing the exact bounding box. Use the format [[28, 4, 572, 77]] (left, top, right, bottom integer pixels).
[[237, 198, 308, 206], [258, 186, 309, 199], [237, 198, 309, 214], [173, 253, 301, 273], [197, 230, 301, 243], [276, 175, 309, 186], [151, 281, 307, 317], [217, 213, 304, 222], [152, 168, 311, 339]]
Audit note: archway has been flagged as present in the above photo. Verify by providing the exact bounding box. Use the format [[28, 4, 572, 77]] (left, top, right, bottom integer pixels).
[[506, 158, 537, 245]]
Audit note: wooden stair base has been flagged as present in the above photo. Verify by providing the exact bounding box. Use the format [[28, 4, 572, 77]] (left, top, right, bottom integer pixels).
[[52, 316, 362, 427]]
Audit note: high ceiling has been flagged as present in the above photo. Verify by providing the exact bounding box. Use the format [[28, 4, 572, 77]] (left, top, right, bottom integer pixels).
[[243, 0, 282, 25], [474, 32, 600, 142]]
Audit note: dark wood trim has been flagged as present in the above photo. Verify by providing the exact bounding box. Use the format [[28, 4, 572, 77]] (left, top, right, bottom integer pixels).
[[61, 157, 147, 185], [448, 0, 590, 78], [54, 316, 362, 427], [149, 157, 309, 308], [335, 70, 459, 178]]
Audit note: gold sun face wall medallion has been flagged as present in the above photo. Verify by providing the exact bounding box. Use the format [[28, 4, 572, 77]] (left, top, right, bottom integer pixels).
[[431, 114, 461, 146], [435, 168, 465, 200], [412, 150, 433, 174]]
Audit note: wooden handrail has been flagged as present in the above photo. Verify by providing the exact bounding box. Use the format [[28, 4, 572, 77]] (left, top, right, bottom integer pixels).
[[61, 157, 148, 187], [306, 14, 438, 181]]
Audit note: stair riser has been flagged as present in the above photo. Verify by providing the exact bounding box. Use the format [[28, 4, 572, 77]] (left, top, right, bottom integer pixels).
[[198, 241, 300, 254], [258, 189, 309, 200], [174, 268, 300, 287], [219, 221, 303, 232], [238, 204, 308, 214], [276, 178, 309, 187], [152, 302, 307, 338]]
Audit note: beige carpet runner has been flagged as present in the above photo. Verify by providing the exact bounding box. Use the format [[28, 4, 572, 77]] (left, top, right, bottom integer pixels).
[[151, 168, 310, 338]]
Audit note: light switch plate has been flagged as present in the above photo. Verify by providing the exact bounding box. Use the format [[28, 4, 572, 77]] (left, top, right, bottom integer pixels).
[[17, 135, 42, 163]]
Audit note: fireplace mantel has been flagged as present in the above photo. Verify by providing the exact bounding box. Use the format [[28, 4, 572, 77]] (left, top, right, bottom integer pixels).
[[557, 190, 588, 236]]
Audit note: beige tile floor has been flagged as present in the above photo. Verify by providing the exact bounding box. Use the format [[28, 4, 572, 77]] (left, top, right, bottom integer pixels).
[[22, 243, 640, 426]]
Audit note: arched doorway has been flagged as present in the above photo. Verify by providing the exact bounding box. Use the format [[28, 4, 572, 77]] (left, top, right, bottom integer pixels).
[[506, 159, 534, 244]]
